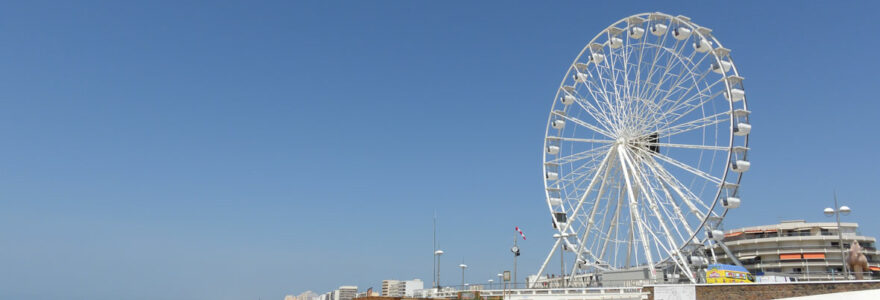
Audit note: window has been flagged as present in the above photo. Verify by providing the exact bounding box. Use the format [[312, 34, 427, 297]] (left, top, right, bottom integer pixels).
[[793, 268, 802, 273]]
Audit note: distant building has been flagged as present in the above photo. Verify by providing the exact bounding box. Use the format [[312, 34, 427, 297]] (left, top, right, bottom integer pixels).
[[381, 280, 399, 296], [334, 286, 358, 300], [402, 279, 423, 296], [380, 279, 423, 297], [355, 290, 379, 298], [713, 220, 880, 280], [296, 291, 318, 300], [285, 296, 295, 300]]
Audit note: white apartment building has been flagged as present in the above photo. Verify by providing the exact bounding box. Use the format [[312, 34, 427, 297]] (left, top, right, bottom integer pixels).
[[381, 280, 399, 296], [334, 286, 358, 300], [713, 220, 880, 280], [380, 279, 423, 297]]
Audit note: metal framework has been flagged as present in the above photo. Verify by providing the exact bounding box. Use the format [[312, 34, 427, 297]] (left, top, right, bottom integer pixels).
[[536, 12, 751, 285]]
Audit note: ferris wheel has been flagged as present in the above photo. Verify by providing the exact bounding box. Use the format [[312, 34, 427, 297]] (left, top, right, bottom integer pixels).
[[537, 12, 750, 284]]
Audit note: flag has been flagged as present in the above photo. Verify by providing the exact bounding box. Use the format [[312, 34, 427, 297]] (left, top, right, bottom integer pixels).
[[515, 226, 526, 240]]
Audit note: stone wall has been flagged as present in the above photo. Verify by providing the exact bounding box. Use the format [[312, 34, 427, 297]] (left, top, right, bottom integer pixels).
[[645, 281, 880, 300]]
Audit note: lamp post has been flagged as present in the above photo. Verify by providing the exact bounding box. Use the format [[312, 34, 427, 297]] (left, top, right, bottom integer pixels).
[[435, 250, 444, 290], [497, 273, 503, 289], [824, 193, 851, 280], [459, 263, 468, 289], [488, 279, 494, 289], [511, 239, 521, 288]]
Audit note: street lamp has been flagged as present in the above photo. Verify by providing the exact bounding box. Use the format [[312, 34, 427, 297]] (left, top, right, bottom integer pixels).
[[488, 279, 494, 289], [825, 193, 852, 279], [459, 263, 468, 288], [435, 250, 444, 290], [497, 273, 503, 289]]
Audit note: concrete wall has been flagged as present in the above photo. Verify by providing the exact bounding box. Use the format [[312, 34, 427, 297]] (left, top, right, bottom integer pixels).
[[645, 281, 880, 300]]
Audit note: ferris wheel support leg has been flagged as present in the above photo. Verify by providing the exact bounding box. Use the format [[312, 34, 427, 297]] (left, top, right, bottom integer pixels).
[[706, 239, 718, 264], [715, 239, 745, 269], [617, 145, 656, 279], [532, 238, 562, 288], [626, 151, 696, 283]]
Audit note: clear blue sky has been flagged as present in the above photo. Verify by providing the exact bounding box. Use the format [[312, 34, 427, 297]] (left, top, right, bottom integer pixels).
[[1, 1, 879, 299]]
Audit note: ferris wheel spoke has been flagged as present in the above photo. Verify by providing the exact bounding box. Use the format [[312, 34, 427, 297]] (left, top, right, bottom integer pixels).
[[651, 97, 722, 136], [578, 79, 624, 131], [632, 154, 698, 279], [598, 187, 625, 262], [647, 157, 714, 214], [658, 77, 727, 125], [656, 111, 729, 138], [617, 145, 656, 276], [652, 151, 722, 185], [623, 148, 690, 268], [642, 142, 730, 151], [569, 92, 618, 133], [638, 20, 673, 105], [591, 55, 630, 130], [649, 44, 715, 111], [563, 78, 619, 133], [557, 163, 605, 192], [638, 156, 695, 237], [617, 38, 636, 125], [562, 148, 616, 232], [547, 145, 611, 165], [640, 216, 697, 282], [547, 136, 616, 144], [642, 42, 695, 108], [550, 148, 609, 186], [653, 58, 712, 111], [552, 111, 615, 138], [653, 89, 725, 134], [663, 87, 724, 124], [569, 151, 618, 275], [640, 48, 683, 106]]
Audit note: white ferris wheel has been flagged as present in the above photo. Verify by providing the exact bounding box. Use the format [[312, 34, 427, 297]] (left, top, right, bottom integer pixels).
[[536, 12, 750, 284]]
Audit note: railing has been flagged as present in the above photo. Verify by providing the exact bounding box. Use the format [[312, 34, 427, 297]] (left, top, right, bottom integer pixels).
[[415, 286, 644, 298], [754, 271, 877, 282], [709, 244, 880, 257], [410, 272, 880, 298]]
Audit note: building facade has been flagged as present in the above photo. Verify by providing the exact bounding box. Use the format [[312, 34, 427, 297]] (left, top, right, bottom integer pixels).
[[380, 280, 399, 296], [334, 286, 358, 300], [380, 279, 423, 297], [714, 220, 880, 280]]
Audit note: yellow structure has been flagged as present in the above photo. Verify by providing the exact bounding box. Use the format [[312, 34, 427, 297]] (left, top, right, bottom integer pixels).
[[706, 264, 754, 284]]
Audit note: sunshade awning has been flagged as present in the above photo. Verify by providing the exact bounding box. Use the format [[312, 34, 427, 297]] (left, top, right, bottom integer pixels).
[[780, 254, 802, 260], [803, 253, 825, 260]]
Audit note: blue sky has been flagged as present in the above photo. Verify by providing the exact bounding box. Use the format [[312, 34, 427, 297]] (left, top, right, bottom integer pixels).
[[1, 1, 879, 299]]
